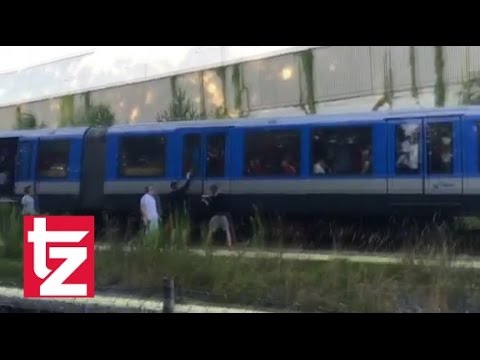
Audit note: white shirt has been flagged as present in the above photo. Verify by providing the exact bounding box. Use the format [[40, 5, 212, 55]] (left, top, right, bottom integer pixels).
[[313, 162, 326, 174], [409, 144, 419, 169], [21, 194, 36, 215], [140, 193, 159, 222]]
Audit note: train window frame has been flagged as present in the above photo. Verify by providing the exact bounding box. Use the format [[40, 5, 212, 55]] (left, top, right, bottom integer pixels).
[[206, 133, 226, 178], [182, 133, 202, 177], [426, 121, 454, 176], [118, 134, 167, 178], [243, 128, 302, 178], [310, 125, 373, 177], [37, 140, 71, 179]]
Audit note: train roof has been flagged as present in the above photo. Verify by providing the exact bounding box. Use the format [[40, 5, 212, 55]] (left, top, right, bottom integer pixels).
[[0, 126, 89, 139], [2, 106, 480, 139], [107, 106, 480, 134]]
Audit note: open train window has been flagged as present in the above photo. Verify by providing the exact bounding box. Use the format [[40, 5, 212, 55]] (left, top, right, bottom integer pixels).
[[311, 126, 372, 176], [206, 133, 226, 178], [426, 122, 453, 175], [395, 123, 421, 175], [244, 129, 301, 177], [119, 135, 166, 178], [37, 140, 70, 179]]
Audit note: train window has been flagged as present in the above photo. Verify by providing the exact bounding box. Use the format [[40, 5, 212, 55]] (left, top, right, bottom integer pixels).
[[183, 134, 201, 176], [37, 140, 70, 178], [311, 126, 372, 175], [206, 134, 226, 178], [119, 135, 166, 177], [395, 123, 421, 175], [244, 129, 301, 177], [426, 122, 454, 175]]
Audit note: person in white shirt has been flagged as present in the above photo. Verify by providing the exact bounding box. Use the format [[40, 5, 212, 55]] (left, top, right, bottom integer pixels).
[[313, 159, 327, 175], [140, 185, 160, 234], [21, 186, 36, 215]]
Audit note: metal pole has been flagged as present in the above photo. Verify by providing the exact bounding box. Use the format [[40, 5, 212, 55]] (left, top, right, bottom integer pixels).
[[163, 277, 175, 313]]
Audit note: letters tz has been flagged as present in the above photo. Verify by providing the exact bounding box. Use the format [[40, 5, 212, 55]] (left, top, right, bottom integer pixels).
[[23, 216, 95, 298]]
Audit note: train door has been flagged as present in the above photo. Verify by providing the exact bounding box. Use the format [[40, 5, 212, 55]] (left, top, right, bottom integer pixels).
[[423, 117, 462, 195], [387, 118, 424, 197], [15, 137, 38, 197], [203, 130, 230, 195], [180, 131, 203, 196], [179, 127, 231, 196]]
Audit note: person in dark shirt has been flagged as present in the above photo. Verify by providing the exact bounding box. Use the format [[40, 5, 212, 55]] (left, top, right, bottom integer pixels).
[[167, 172, 192, 228], [203, 184, 233, 248]]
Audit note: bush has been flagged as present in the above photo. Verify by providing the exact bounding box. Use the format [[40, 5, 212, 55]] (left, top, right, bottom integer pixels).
[[76, 104, 115, 127]]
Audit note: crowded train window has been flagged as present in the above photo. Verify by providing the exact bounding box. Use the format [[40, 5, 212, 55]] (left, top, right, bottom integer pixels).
[[119, 135, 166, 177], [244, 130, 301, 177], [395, 123, 421, 175], [206, 133, 226, 178], [183, 134, 201, 176], [37, 140, 70, 178], [426, 122, 454, 175], [311, 126, 372, 175]]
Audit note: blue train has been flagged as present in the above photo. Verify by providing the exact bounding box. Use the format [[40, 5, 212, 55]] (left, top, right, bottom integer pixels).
[[2, 106, 480, 227]]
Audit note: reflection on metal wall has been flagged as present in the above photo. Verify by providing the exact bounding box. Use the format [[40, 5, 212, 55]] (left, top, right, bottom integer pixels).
[[90, 78, 172, 124], [20, 99, 61, 128], [314, 46, 372, 101], [243, 54, 300, 110], [0, 106, 15, 130]]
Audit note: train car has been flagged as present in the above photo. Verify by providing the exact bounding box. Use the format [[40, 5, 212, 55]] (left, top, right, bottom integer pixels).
[[227, 107, 480, 219], [13, 127, 90, 213], [3, 106, 480, 229]]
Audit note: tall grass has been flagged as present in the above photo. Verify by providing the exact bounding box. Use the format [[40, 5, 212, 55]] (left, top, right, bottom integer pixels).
[[0, 204, 23, 260], [95, 241, 480, 312], [94, 217, 480, 312], [1, 206, 479, 312]]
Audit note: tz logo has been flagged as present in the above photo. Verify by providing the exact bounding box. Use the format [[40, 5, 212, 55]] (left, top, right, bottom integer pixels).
[[23, 216, 95, 298]]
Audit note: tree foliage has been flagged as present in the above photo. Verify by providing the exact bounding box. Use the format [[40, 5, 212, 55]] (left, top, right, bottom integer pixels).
[[76, 104, 115, 127], [161, 88, 199, 122]]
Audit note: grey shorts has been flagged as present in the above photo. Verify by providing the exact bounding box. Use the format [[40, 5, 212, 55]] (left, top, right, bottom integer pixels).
[[208, 215, 229, 232]]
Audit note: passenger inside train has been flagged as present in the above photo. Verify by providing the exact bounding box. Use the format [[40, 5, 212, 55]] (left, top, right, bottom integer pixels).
[[0, 139, 18, 197]]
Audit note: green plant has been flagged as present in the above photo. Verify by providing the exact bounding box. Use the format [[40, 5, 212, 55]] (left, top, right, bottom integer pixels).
[[75, 104, 115, 127], [409, 46, 419, 103], [372, 48, 394, 111], [434, 46, 446, 107], [162, 87, 200, 121], [60, 95, 75, 127], [299, 49, 316, 114], [15, 106, 38, 130]]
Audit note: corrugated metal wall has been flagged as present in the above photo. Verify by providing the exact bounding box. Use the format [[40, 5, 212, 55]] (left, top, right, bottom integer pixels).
[[3, 46, 480, 129]]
